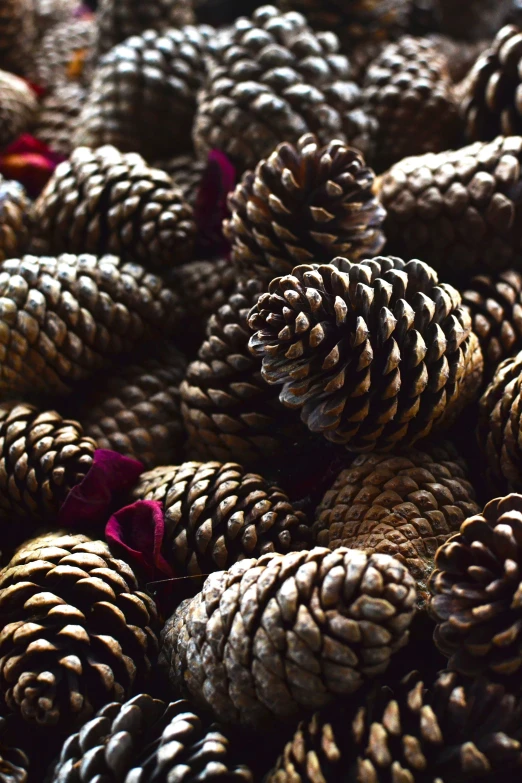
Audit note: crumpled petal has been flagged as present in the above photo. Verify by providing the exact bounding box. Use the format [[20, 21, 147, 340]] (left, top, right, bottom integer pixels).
[[106, 499, 174, 580], [194, 148, 236, 256]]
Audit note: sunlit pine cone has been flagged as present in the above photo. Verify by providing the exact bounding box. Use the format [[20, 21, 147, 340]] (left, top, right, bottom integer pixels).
[[224, 133, 386, 283], [313, 442, 479, 606], [160, 547, 416, 728], [267, 670, 522, 782], [33, 83, 86, 159], [0, 71, 37, 149], [248, 257, 484, 451], [33, 15, 95, 90], [0, 179, 31, 263], [33, 146, 196, 270], [0, 531, 158, 728], [131, 460, 312, 576], [0, 0, 36, 76]]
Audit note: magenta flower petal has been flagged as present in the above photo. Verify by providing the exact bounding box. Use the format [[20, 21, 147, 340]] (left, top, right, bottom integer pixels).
[[193, 148, 236, 256], [106, 499, 174, 580]]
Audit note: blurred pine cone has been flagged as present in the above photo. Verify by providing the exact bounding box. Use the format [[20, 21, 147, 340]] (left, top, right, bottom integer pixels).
[[33, 146, 196, 270], [0, 253, 180, 397], [96, 0, 196, 57], [0, 179, 31, 263], [430, 492, 522, 679], [377, 136, 522, 282], [0, 402, 96, 521], [362, 36, 460, 172], [193, 5, 376, 172], [313, 443, 479, 604], [33, 16, 95, 90], [462, 270, 522, 382], [131, 460, 312, 576], [0, 0, 35, 76], [248, 257, 484, 451], [160, 547, 416, 728], [0, 717, 28, 783], [34, 0, 78, 38], [75, 345, 187, 470], [153, 154, 206, 207], [428, 34, 489, 83], [0, 71, 37, 149], [268, 669, 522, 782], [33, 82, 86, 158], [74, 26, 214, 160], [224, 133, 386, 282], [50, 694, 252, 782], [436, 0, 513, 42], [0, 531, 158, 728], [478, 350, 522, 492]]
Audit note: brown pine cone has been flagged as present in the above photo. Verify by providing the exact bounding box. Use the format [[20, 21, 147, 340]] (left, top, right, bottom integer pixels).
[[430, 492, 522, 679], [159, 547, 416, 728], [313, 443, 479, 605], [377, 136, 522, 282], [362, 36, 460, 172], [193, 5, 376, 172], [153, 154, 206, 207], [224, 133, 386, 282], [32, 83, 86, 158], [436, 0, 513, 43], [0, 179, 31, 263], [0, 71, 37, 149], [50, 695, 252, 783], [96, 0, 196, 58], [131, 461, 312, 576], [248, 257, 484, 451], [74, 26, 214, 160], [75, 345, 187, 470], [0, 0, 36, 76], [33, 16, 95, 90], [34, 0, 78, 38], [427, 34, 490, 83], [463, 270, 522, 382], [0, 531, 158, 728], [478, 350, 522, 492], [268, 670, 522, 782], [33, 146, 196, 270], [0, 402, 96, 521], [0, 717, 28, 783], [0, 253, 180, 397]]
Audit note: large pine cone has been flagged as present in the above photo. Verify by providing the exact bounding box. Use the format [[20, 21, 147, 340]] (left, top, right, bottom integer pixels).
[[33, 16, 95, 90], [96, 0, 196, 57], [74, 346, 187, 470], [131, 461, 312, 576], [377, 136, 522, 283], [313, 442, 479, 603], [0, 0, 36, 76], [0, 402, 96, 521], [74, 26, 214, 160], [0, 71, 37, 149], [0, 532, 158, 728], [33, 146, 196, 270], [430, 493, 522, 679], [160, 547, 416, 728], [463, 270, 522, 382], [0, 717, 28, 783], [248, 257, 484, 451], [50, 694, 252, 782], [193, 5, 376, 172], [0, 179, 31, 263], [362, 36, 459, 172], [33, 83, 86, 158], [0, 254, 180, 397], [268, 669, 522, 782], [224, 133, 386, 283]]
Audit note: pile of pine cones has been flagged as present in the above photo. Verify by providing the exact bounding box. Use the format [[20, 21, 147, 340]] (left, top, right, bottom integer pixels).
[[1, 0, 522, 780]]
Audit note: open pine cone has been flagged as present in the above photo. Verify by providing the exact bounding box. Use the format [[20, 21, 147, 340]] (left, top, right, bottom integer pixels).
[[33, 15, 95, 90], [160, 547, 416, 728], [224, 133, 386, 282], [0, 179, 31, 263], [248, 257, 484, 451], [0, 0, 36, 76], [0, 70, 37, 149], [33, 82, 86, 158], [0, 532, 158, 728]]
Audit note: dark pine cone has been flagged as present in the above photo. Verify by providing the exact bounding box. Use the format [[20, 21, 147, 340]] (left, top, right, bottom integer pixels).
[[0, 179, 31, 262], [0, 717, 28, 783], [33, 82, 86, 158], [0, 532, 158, 728], [0, 0, 36, 77], [50, 694, 252, 782], [33, 15, 95, 90], [130, 460, 312, 576], [268, 669, 522, 782], [313, 442, 479, 606], [160, 547, 416, 729], [248, 257, 484, 452], [430, 492, 522, 679], [224, 133, 386, 283], [435, 0, 512, 41], [153, 154, 206, 208]]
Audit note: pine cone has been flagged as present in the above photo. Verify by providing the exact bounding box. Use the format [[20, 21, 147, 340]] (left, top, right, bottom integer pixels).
[[193, 5, 376, 172], [34, 0, 78, 38], [131, 460, 312, 576], [74, 345, 187, 470], [33, 16, 95, 90], [362, 36, 460, 172], [0, 0, 36, 76], [96, 0, 196, 57], [224, 133, 386, 283], [0, 717, 28, 783], [33, 83, 86, 158], [153, 154, 206, 207], [0, 253, 180, 397], [478, 350, 522, 492], [268, 669, 522, 782], [33, 147, 196, 270], [314, 443, 479, 603], [0, 402, 96, 521], [0, 71, 37, 149], [160, 547, 416, 728], [428, 34, 489, 84], [430, 492, 522, 678], [248, 257, 484, 451], [0, 179, 31, 263], [462, 270, 522, 382], [74, 26, 214, 160], [377, 136, 522, 282], [436, 0, 513, 42], [0, 531, 159, 728]]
